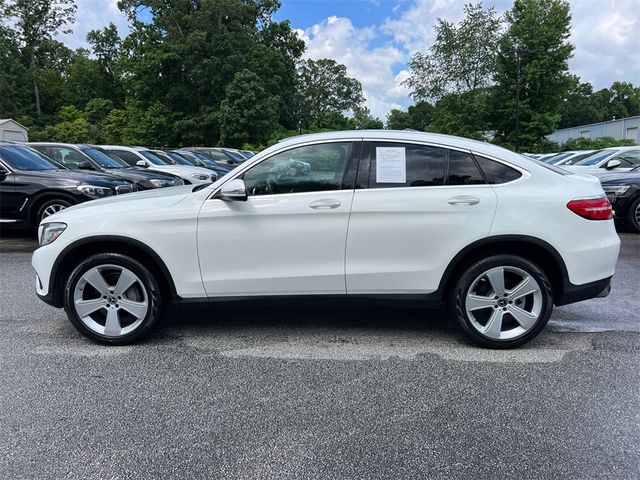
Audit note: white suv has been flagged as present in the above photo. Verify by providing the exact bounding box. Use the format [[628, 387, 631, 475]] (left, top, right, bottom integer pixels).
[[32, 131, 620, 348], [101, 145, 215, 185]]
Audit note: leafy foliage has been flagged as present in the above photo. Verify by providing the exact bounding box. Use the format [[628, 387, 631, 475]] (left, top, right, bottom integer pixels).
[[404, 3, 501, 101], [491, 0, 574, 150], [560, 136, 636, 151]]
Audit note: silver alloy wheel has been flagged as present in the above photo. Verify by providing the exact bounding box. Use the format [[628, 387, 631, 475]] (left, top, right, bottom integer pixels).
[[635, 202, 640, 227], [41, 203, 67, 219], [465, 266, 543, 340], [73, 264, 148, 337]]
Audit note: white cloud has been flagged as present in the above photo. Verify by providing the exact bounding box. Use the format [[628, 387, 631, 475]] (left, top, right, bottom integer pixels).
[[300, 16, 411, 120], [568, 0, 640, 89], [55, 0, 129, 50], [58, 0, 640, 117]]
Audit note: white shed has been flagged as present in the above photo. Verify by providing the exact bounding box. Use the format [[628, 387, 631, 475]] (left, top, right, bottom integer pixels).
[[0, 119, 29, 142]]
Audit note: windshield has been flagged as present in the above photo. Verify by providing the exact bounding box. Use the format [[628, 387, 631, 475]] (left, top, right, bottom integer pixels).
[[220, 149, 245, 162], [576, 149, 619, 166], [544, 152, 573, 164], [561, 151, 594, 165], [189, 151, 218, 167], [0, 145, 61, 171], [140, 150, 169, 165], [82, 147, 129, 169], [165, 152, 193, 166]]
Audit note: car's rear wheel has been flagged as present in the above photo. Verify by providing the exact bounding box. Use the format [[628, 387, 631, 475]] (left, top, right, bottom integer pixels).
[[626, 197, 640, 233], [63, 253, 162, 345], [450, 255, 553, 348], [37, 198, 73, 224]]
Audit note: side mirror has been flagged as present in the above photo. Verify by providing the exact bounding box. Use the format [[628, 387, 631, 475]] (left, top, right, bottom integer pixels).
[[78, 161, 93, 170], [605, 159, 622, 170], [136, 160, 148, 168], [219, 179, 247, 201]]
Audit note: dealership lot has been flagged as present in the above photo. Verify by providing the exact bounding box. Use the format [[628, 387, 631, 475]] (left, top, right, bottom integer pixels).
[[1, 232, 639, 479]]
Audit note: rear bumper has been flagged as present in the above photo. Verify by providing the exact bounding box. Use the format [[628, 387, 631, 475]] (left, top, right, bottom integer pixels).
[[555, 276, 612, 306]]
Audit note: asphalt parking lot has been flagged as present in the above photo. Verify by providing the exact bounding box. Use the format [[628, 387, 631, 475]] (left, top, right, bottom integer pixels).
[[1, 231, 639, 479]]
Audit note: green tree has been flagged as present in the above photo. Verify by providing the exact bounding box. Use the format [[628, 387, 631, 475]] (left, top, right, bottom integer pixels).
[[404, 2, 500, 101], [0, 25, 31, 118], [1, 0, 77, 115], [296, 58, 364, 128], [219, 69, 279, 147], [492, 0, 574, 150], [386, 109, 413, 130], [353, 106, 383, 129]]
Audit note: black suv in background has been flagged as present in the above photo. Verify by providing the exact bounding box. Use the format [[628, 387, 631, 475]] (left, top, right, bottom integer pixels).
[[29, 143, 183, 190], [0, 144, 138, 227], [601, 167, 640, 233]]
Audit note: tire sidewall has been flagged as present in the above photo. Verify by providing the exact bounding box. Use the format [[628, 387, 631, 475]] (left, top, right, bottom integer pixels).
[[450, 254, 554, 349], [63, 253, 162, 345], [37, 198, 73, 225], [626, 197, 640, 233]]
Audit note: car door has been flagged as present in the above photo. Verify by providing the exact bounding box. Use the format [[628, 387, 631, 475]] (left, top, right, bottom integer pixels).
[[605, 150, 640, 172], [197, 141, 360, 297], [345, 142, 498, 294], [0, 161, 18, 222]]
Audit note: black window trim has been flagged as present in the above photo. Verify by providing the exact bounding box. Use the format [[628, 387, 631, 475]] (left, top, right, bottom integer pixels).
[[359, 140, 527, 190], [206, 139, 364, 200]]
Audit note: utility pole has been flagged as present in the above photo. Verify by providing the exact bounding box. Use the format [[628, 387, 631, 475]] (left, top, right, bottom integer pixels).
[[515, 46, 521, 153]]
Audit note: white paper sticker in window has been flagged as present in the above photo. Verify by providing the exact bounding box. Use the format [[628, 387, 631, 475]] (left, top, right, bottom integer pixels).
[[376, 147, 406, 183]]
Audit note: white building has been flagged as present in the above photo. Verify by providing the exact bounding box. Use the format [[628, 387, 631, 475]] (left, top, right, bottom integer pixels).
[[0, 118, 29, 142], [547, 116, 639, 145]]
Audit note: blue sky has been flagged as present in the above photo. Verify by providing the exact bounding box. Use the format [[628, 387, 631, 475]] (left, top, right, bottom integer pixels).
[[61, 0, 640, 119]]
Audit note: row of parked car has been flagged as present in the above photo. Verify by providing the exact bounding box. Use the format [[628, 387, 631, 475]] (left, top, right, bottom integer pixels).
[[524, 146, 640, 232], [0, 143, 254, 227]]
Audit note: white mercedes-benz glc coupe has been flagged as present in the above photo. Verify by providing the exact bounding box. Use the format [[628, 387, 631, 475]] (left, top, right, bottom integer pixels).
[[32, 131, 620, 348]]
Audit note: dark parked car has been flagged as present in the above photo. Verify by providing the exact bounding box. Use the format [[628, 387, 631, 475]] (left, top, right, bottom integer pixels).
[[168, 150, 234, 177], [183, 147, 246, 165], [0, 143, 138, 227], [30, 143, 183, 190], [601, 167, 640, 233]]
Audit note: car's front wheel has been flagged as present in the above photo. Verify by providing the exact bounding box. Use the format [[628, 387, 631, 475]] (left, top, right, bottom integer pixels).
[[63, 253, 162, 345], [450, 255, 553, 348]]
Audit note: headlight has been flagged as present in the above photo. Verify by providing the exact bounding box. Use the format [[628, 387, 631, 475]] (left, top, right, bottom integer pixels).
[[39, 222, 67, 246], [190, 173, 210, 181], [602, 185, 631, 196], [172, 178, 184, 186], [149, 179, 171, 188], [76, 184, 114, 198]]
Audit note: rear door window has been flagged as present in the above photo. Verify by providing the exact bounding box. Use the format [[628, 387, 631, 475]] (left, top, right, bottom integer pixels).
[[447, 150, 485, 185], [368, 143, 446, 188]]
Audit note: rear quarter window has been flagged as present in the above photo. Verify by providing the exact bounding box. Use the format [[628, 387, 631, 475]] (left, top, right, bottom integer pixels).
[[474, 154, 524, 183]]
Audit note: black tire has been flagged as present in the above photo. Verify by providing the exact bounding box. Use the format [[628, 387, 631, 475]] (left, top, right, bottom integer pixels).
[[36, 198, 73, 225], [63, 253, 163, 345], [449, 254, 553, 349], [625, 197, 640, 233]]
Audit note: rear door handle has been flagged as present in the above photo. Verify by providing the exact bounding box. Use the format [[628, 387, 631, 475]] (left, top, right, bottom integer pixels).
[[309, 199, 341, 210], [448, 196, 480, 206]]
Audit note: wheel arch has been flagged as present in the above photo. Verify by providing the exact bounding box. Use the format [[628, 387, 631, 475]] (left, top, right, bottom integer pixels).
[[437, 235, 568, 305], [29, 190, 80, 226], [49, 236, 177, 308]]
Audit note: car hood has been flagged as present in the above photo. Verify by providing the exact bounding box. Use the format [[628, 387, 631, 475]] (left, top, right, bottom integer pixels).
[[44, 185, 195, 223], [19, 169, 132, 186], [150, 164, 213, 176], [599, 173, 640, 185], [102, 168, 180, 182]]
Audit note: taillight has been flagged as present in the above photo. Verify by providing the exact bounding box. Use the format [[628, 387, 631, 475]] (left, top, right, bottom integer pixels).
[[566, 197, 613, 220]]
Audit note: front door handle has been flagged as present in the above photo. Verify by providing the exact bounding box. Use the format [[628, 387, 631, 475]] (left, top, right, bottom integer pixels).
[[309, 199, 341, 210], [448, 196, 480, 206]]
